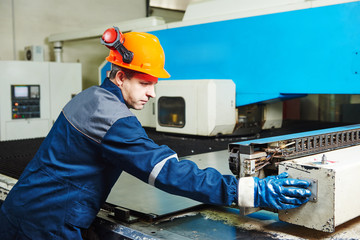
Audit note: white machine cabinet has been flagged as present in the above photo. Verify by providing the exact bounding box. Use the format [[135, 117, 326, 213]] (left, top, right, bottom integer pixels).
[[278, 146, 360, 232], [0, 61, 82, 141], [134, 79, 236, 136]]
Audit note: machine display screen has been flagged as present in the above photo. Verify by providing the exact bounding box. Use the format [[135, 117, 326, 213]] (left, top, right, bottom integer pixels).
[[14, 86, 29, 98], [30, 86, 40, 98]]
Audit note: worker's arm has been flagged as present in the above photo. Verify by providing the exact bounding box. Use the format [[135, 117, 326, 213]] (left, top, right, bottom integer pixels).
[[102, 116, 311, 209], [102, 116, 237, 205]]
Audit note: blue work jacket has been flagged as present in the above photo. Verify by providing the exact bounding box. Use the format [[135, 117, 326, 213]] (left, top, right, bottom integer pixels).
[[1, 78, 237, 239]]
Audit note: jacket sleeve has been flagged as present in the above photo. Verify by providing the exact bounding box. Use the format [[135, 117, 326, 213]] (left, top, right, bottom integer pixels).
[[101, 116, 238, 206]]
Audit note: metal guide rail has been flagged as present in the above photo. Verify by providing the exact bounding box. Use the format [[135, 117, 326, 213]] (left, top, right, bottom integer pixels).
[[228, 124, 360, 177]]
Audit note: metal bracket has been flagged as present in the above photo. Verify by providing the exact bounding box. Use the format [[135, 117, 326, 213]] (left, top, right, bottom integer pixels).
[[302, 178, 318, 202], [113, 207, 139, 223]]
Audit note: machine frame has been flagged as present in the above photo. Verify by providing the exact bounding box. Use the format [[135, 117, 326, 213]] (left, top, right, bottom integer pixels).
[[228, 124, 360, 232]]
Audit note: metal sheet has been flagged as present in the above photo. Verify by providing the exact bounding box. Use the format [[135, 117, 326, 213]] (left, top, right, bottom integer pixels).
[[106, 150, 232, 217]]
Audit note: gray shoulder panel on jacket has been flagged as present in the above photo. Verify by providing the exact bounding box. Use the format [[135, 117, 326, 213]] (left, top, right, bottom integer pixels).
[[63, 86, 134, 143]]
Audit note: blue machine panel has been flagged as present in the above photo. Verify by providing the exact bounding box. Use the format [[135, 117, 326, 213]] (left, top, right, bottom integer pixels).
[[100, 2, 360, 107], [100, 61, 111, 85], [151, 2, 360, 106]]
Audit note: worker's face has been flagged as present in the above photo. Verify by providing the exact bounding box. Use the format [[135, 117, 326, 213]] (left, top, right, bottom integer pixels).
[[116, 71, 157, 110]]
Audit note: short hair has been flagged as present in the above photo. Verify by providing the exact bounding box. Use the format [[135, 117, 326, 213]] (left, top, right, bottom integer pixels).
[[109, 64, 138, 80]]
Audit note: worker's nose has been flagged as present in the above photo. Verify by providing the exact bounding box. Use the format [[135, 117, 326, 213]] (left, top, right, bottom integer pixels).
[[147, 85, 156, 98]]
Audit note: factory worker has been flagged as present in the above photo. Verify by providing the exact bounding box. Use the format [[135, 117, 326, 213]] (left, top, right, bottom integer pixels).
[[0, 27, 311, 240]]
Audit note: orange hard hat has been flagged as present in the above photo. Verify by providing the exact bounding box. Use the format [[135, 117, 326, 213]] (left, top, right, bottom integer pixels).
[[102, 28, 170, 79]]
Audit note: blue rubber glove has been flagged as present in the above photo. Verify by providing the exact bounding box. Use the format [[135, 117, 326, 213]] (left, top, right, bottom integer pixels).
[[238, 172, 311, 210]]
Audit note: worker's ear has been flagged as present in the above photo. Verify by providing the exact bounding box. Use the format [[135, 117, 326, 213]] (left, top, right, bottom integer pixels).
[[114, 70, 126, 87]]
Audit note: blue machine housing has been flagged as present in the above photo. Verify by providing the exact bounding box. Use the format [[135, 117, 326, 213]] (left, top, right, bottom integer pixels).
[[101, 2, 360, 107]]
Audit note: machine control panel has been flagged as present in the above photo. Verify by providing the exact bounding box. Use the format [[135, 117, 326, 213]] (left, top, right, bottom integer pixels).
[[11, 85, 40, 119]]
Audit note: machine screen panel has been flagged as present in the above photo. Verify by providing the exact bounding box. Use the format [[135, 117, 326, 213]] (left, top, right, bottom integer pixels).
[[11, 85, 40, 119], [158, 97, 185, 128], [30, 86, 40, 98], [14, 86, 29, 98]]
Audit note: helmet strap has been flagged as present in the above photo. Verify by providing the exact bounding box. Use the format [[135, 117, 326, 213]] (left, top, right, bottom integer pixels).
[[112, 39, 134, 64]]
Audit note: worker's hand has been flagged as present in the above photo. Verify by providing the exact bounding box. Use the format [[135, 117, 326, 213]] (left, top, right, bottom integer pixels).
[[238, 172, 311, 210]]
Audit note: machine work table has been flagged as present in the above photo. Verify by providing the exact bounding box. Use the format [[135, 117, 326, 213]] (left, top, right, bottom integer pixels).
[[87, 205, 360, 240], [85, 150, 360, 240]]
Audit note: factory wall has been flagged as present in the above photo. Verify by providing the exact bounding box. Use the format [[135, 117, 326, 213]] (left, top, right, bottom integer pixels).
[[0, 0, 146, 89]]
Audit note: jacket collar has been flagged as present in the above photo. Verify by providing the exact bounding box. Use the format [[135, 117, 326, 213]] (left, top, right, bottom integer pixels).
[[100, 78, 125, 104]]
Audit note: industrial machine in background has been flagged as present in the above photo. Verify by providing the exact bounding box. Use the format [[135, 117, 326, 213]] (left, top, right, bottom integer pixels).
[[148, 0, 360, 136], [0, 61, 82, 141], [132, 79, 237, 136], [99, 64, 283, 137], [99, 0, 360, 137], [228, 124, 360, 232]]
